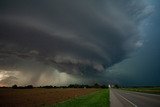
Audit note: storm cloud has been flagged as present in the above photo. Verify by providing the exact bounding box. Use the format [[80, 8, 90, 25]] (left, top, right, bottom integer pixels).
[[0, 0, 152, 86]]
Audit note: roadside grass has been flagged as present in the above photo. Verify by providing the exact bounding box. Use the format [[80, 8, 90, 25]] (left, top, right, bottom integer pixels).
[[51, 89, 109, 107], [122, 87, 160, 95]]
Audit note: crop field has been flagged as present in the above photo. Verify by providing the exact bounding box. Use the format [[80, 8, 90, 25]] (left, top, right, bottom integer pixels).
[[0, 88, 99, 107], [122, 87, 160, 95]]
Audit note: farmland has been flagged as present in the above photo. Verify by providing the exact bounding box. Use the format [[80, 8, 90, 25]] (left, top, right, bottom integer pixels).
[[53, 89, 109, 107], [0, 88, 99, 107]]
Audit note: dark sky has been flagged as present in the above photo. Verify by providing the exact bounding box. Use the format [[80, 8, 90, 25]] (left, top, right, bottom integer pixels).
[[106, 0, 160, 86], [0, 0, 159, 86]]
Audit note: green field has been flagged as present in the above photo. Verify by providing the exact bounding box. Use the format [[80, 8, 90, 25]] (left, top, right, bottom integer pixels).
[[52, 89, 109, 107], [122, 87, 160, 95]]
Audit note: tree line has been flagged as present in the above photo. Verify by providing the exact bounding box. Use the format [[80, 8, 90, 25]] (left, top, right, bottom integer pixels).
[[11, 83, 108, 89]]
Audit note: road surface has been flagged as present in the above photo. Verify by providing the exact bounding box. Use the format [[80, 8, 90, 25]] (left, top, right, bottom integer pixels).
[[110, 88, 160, 107]]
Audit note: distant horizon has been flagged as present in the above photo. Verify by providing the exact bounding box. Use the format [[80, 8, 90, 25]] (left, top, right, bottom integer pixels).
[[0, 84, 160, 88]]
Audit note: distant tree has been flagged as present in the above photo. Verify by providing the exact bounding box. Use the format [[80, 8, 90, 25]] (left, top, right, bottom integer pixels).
[[68, 84, 74, 88], [53, 86, 57, 88], [101, 85, 108, 89], [115, 84, 119, 89], [68, 84, 90, 88], [12, 84, 18, 89], [25, 85, 33, 89], [68, 84, 79, 88], [42, 85, 53, 89], [60, 86, 67, 88], [94, 83, 100, 88]]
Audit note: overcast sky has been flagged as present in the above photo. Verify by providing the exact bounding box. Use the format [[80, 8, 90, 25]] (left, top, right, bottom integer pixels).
[[0, 0, 159, 86]]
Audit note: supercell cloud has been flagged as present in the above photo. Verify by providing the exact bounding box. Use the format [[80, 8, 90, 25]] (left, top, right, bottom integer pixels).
[[0, 0, 152, 86]]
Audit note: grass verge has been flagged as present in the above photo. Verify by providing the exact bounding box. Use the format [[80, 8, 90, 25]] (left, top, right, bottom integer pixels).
[[51, 89, 109, 107], [122, 87, 160, 95]]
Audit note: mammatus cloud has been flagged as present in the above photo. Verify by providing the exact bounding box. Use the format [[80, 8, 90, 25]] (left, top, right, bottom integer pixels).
[[0, 0, 153, 86]]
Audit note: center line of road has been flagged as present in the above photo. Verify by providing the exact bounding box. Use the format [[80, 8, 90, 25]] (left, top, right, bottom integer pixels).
[[116, 92, 138, 107]]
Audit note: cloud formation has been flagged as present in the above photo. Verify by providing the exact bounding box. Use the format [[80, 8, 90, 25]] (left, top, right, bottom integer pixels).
[[0, 0, 152, 86]]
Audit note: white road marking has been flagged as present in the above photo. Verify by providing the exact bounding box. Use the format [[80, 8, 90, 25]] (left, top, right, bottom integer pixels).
[[116, 92, 138, 107]]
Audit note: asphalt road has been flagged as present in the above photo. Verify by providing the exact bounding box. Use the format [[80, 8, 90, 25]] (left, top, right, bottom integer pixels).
[[110, 88, 160, 107]]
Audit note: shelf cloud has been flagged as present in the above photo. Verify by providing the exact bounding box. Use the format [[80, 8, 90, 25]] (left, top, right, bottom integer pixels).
[[0, 0, 152, 86]]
